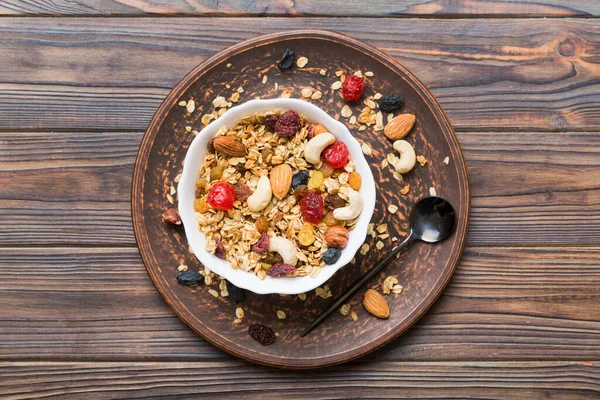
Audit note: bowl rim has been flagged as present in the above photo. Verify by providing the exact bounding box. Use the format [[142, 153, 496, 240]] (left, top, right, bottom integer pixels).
[[178, 98, 376, 294]]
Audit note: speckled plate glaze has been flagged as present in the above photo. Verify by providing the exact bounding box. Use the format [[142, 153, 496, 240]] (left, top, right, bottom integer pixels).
[[132, 30, 469, 369]]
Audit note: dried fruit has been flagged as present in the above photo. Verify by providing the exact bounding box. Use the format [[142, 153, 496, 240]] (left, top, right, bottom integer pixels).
[[384, 114, 415, 140], [249, 323, 276, 346], [226, 280, 244, 302], [210, 165, 225, 182], [322, 141, 349, 168], [277, 48, 295, 70], [322, 248, 342, 265], [268, 263, 297, 277], [263, 115, 279, 132], [270, 163, 292, 199], [255, 216, 269, 233], [193, 198, 209, 213], [206, 138, 216, 153], [348, 172, 362, 190], [378, 94, 404, 112], [261, 147, 274, 164], [252, 233, 269, 253], [162, 208, 182, 225], [341, 75, 365, 102], [207, 182, 236, 210], [300, 191, 324, 224], [318, 162, 335, 178], [298, 223, 316, 246], [213, 136, 247, 157], [215, 238, 226, 259], [233, 182, 251, 202], [274, 110, 300, 138], [310, 123, 328, 136], [293, 184, 309, 199], [195, 187, 205, 198], [176, 271, 202, 286], [263, 252, 284, 265], [363, 289, 389, 319], [324, 194, 346, 210], [323, 211, 341, 226], [308, 170, 324, 189], [325, 226, 349, 249], [291, 170, 309, 190], [306, 124, 315, 140]]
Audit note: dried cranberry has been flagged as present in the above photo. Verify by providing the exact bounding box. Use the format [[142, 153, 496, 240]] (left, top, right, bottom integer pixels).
[[249, 323, 276, 346], [268, 263, 297, 277], [322, 141, 349, 169], [263, 115, 279, 132], [274, 110, 300, 138], [300, 191, 324, 224], [341, 75, 365, 102], [207, 182, 236, 210], [233, 182, 251, 202], [252, 233, 269, 253], [215, 238, 226, 259]]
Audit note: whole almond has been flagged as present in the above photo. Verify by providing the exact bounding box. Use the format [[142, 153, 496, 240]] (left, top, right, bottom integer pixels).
[[213, 136, 247, 157], [310, 123, 328, 136], [363, 289, 389, 319], [270, 164, 292, 200], [384, 114, 415, 140]]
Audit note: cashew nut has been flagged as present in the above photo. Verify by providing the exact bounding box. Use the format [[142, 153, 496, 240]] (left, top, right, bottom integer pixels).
[[392, 140, 416, 173], [268, 236, 298, 266], [333, 187, 363, 221], [247, 175, 272, 212], [304, 132, 336, 164]]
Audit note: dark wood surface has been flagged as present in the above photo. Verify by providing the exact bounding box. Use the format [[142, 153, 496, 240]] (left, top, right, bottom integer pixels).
[[1, 2, 600, 397]]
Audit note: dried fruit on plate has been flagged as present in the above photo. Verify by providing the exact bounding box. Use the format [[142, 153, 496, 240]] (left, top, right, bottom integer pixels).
[[277, 48, 295, 70], [341, 75, 365, 102], [226, 280, 245, 302], [378, 94, 404, 112], [176, 271, 203, 286], [249, 323, 276, 346], [162, 208, 182, 225]]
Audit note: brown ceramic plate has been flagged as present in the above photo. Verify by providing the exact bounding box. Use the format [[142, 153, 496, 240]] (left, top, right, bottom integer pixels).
[[132, 30, 469, 369]]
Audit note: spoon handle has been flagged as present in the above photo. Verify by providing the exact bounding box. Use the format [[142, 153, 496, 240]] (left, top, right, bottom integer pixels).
[[300, 231, 415, 337]]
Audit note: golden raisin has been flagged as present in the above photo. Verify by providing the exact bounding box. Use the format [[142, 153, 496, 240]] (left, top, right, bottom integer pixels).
[[319, 163, 335, 178], [298, 223, 316, 246], [308, 170, 324, 189], [323, 211, 341, 226], [195, 179, 207, 189], [194, 198, 209, 213], [348, 172, 362, 190], [255, 216, 269, 233], [210, 165, 224, 181]]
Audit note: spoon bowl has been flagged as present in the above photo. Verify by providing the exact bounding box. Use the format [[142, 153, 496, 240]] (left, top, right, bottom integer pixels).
[[410, 196, 456, 243]]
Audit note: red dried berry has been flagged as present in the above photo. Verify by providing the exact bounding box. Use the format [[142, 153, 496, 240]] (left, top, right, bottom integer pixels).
[[306, 124, 315, 140], [300, 191, 324, 224], [263, 115, 279, 132], [248, 323, 276, 346], [233, 182, 251, 202], [341, 75, 365, 102], [215, 238, 226, 259], [268, 263, 298, 277], [207, 182, 236, 210], [322, 141, 349, 169], [252, 233, 269, 253], [274, 110, 300, 138]]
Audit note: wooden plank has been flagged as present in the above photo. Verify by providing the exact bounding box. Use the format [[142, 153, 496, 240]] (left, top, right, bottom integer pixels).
[[2, 131, 599, 246], [0, 0, 598, 17], [1, 18, 600, 132], [1, 247, 599, 361], [1, 361, 599, 399]]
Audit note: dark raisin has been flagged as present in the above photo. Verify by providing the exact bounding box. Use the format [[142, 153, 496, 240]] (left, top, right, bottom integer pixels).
[[324, 194, 347, 210], [293, 184, 309, 199], [215, 238, 226, 260], [291, 170, 309, 190], [275, 110, 300, 138], [207, 138, 216, 153], [322, 248, 342, 265], [176, 271, 203, 286], [252, 233, 269, 253], [378, 94, 404, 112], [226, 280, 245, 302], [268, 263, 297, 277], [263, 115, 279, 132], [277, 48, 295, 70], [249, 323, 276, 346], [233, 182, 251, 201], [306, 124, 315, 140], [263, 252, 284, 265], [233, 163, 247, 173]]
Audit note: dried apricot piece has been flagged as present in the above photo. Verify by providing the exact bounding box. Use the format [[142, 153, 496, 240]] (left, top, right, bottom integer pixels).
[[348, 172, 362, 190]]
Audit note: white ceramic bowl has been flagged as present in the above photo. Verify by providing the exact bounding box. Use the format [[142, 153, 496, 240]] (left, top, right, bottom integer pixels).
[[178, 99, 376, 294]]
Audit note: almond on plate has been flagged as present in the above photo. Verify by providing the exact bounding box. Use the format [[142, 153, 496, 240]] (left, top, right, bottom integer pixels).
[[384, 113, 415, 141], [363, 289, 389, 319]]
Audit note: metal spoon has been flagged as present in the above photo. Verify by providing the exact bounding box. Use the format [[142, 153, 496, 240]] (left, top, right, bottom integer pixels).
[[300, 196, 456, 337]]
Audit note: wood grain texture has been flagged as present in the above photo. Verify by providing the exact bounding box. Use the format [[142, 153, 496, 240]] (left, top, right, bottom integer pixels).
[[2, 131, 598, 246], [1, 18, 600, 132], [0, 0, 598, 17], [1, 361, 599, 399], [2, 246, 599, 361]]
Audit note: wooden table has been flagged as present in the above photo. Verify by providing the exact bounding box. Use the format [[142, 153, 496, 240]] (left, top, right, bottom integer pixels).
[[1, 2, 599, 398]]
